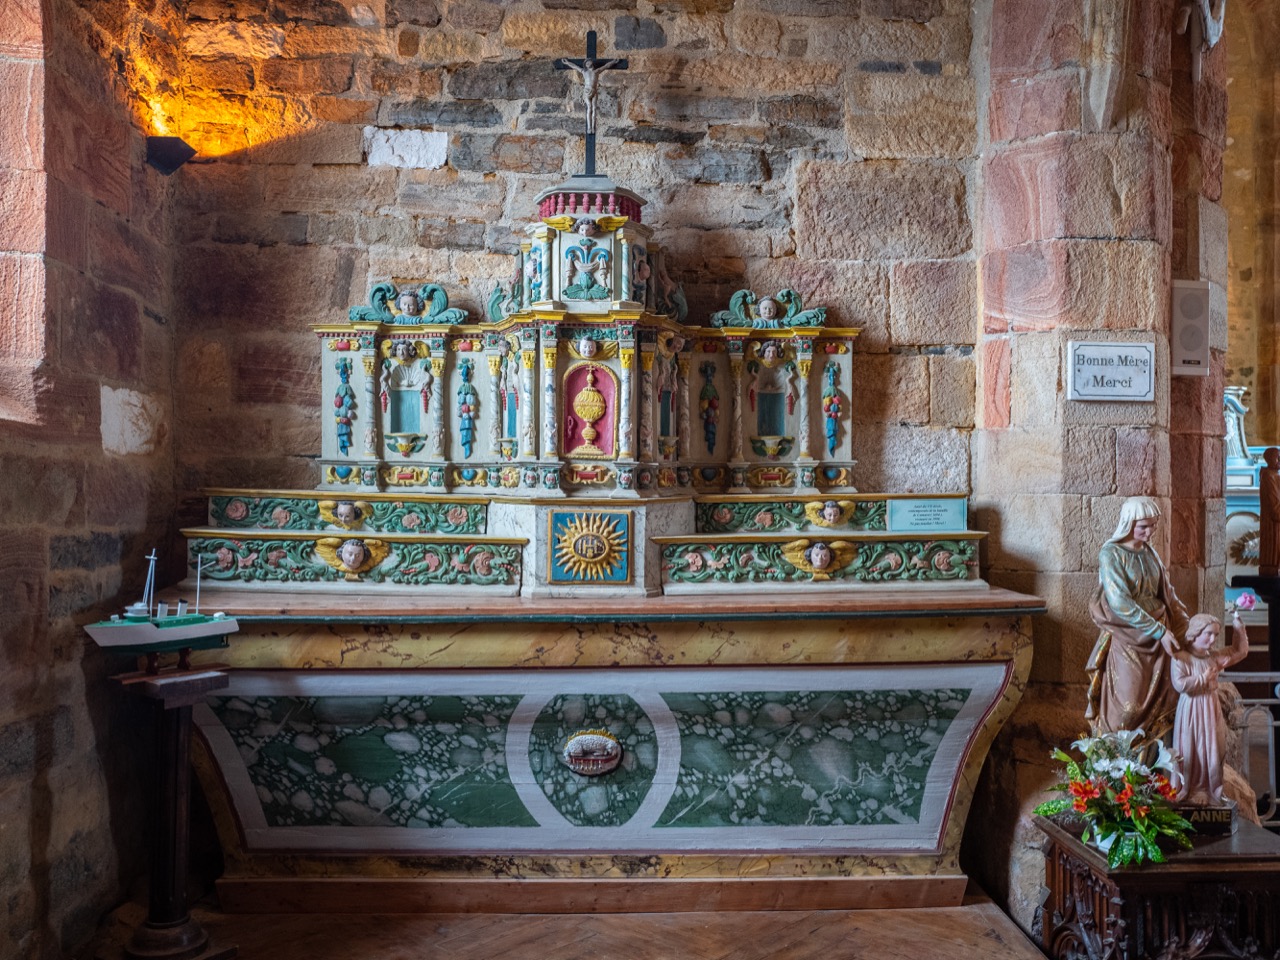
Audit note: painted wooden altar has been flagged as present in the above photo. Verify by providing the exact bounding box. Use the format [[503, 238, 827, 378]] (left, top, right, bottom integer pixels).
[[180, 588, 1037, 912], [168, 50, 1041, 910]]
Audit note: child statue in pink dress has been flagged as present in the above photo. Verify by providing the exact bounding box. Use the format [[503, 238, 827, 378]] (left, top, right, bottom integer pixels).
[[1172, 612, 1249, 804]]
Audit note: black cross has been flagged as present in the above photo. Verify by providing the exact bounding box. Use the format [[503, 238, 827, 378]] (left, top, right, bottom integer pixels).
[[555, 31, 628, 177]]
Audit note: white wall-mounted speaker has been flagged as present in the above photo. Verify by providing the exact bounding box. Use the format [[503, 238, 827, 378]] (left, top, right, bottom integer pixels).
[[1171, 279, 1211, 377]]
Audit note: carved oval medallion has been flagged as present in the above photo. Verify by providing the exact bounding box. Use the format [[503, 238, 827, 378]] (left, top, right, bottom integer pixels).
[[562, 729, 622, 776]]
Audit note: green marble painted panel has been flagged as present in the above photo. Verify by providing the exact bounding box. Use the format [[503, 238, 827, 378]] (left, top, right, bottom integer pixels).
[[655, 689, 969, 828], [209, 694, 537, 829], [529, 694, 658, 826]]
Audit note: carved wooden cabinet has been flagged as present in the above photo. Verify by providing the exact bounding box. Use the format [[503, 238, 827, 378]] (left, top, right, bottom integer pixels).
[[1035, 816, 1280, 960]]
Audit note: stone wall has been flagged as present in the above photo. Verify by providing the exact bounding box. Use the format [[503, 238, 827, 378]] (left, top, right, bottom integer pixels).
[[965, 0, 1228, 929], [0, 0, 1243, 952], [0, 0, 182, 956], [170, 0, 980, 496]]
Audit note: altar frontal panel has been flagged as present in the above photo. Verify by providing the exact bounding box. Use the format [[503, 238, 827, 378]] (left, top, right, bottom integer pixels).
[[195, 664, 1007, 856]]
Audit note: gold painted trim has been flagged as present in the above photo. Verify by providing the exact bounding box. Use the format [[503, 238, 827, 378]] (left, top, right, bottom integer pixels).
[[692, 493, 969, 503], [652, 532, 986, 544], [182, 527, 527, 547]]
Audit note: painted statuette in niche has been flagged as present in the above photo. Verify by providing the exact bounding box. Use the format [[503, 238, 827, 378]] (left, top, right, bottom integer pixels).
[[562, 729, 622, 776]]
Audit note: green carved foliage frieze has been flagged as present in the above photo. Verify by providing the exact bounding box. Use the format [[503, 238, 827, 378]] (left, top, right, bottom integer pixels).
[[662, 538, 978, 585], [189, 536, 520, 586], [210, 495, 487, 535]]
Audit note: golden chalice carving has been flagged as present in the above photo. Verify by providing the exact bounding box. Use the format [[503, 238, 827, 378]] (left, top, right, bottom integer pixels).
[[570, 366, 607, 457]]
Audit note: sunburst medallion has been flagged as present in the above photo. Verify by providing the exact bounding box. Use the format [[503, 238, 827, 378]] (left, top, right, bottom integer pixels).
[[553, 513, 627, 581]]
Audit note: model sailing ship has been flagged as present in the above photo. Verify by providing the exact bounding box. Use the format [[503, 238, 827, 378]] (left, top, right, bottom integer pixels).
[[85, 551, 238, 668]]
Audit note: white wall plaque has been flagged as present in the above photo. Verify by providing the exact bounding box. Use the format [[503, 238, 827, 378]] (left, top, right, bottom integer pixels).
[[886, 498, 968, 533], [1067, 341, 1156, 402]]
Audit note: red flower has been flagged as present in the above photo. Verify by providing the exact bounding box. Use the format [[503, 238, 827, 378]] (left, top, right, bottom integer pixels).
[[1154, 775, 1177, 800], [1114, 783, 1136, 816]]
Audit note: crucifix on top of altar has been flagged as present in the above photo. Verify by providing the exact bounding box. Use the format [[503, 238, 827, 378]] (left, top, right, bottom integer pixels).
[[311, 29, 861, 503]]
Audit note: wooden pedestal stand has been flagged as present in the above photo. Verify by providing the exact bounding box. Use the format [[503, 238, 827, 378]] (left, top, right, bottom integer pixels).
[[1035, 815, 1280, 960], [117, 668, 237, 960]]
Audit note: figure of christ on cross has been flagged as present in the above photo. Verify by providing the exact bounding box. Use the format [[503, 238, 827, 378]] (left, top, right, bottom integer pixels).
[[556, 30, 628, 176]]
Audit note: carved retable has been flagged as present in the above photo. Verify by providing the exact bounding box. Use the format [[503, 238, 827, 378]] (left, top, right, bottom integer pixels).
[[1035, 815, 1280, 960]]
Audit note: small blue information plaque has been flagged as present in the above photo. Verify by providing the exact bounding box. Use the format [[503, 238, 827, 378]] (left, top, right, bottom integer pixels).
[[886, 498, 968, 533]]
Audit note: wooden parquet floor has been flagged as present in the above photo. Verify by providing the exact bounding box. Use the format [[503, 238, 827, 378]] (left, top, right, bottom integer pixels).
[[91, 893, 1047, 960]]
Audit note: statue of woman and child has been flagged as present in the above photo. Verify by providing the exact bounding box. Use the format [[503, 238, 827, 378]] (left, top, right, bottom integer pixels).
[[1086, 496, 1249, 805]]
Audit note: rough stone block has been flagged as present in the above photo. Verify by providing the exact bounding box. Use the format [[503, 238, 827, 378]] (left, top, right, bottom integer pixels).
[[981, 336, 1011, 428], [0, 0, 42, 59], [980, 493, 1084, 574], [50, 272, 141, 382], [179, 245, 358, 331], [863, 0, 942, 21], [0, 705, 74, 778], [445, 1, 505, 32], [851, 422, 969, 493], [1007, 330, 1065, 429], [984, 134, 1170, 250], [398, 169, 506, 220], [0, 59, 43, 170], [311, 96, 379, 124], [450, 60, 569, 100], [662, 144, 768, 184], [972, 426, 1067, 495], [756, 0, 847, 13], [989, 0, 1082, 79], [681, 56, 842, 97], [366, 127, 447, 168], [100, 386, 167, 457], [386, 0, 440, 27], [929, 352, 974, 427], [635, 92, 756, 124], [257, 56, 354, 95], [1061, 425, 1117, 495], [416, 219, 486, 251], [212, 211, 309, 246], [0, 453, 80, 527], [378, 98, 502, 128], [264, 164, 397, 215], [649, 183, 784, 233], [86, 206, 162, 296], [982, 239, 1165, 334], [847, 74, 975, 159], [651, 0, 732, 10], [0, 254, 45, 361], [811, 13, 970, 69], [175, 335, 232, 391], [851, 353, 930, 425], [616, 15, 666, 49], [988, 71, 1080, 144], [1115, 427, 1170, 497], [185, 20, 285, 58], [43, 78, 130, 215], [450, 133, 564, 174], [795, 160, 970, 260], [175, 161, 265, 215], [890, 259, 975, 345], [760, 96, 841, 128], [499, 11, 598, 53], [231, 334, 320, 405], [50, 532, 123, 572], [184, 56, 254, 93]]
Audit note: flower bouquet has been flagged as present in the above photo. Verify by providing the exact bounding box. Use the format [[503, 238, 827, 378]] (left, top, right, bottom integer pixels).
[[1034, 729, 1193, 868]]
